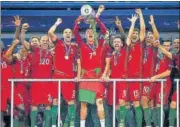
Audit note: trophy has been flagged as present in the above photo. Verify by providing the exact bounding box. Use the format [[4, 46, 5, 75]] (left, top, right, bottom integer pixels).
[[81, 4, 96, 24]]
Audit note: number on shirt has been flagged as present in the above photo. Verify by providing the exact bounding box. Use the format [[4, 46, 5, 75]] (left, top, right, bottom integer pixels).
[[41, 58, 50, 65], [1, 62, 7, 69]]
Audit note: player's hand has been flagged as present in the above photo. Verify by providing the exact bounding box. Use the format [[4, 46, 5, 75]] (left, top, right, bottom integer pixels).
[[149, 15, 155, 26], [55, 18, 62, 26], [135, 9, 142, 16], [13, 39, 20, 45], [96, 5, 105, 17], [12, 15, 22, 27], [150, 76, 156, 82], [100, 75, 109, 82], [74, 76, 81, 82], [115, 16, 122, 28], [127, 14, 139, 23], [22, 23, 29, 31], [75, 16, 83, 24], [153, 40, 160, 47]]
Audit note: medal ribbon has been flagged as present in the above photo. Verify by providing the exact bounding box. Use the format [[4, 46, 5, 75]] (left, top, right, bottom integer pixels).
[[63, 42, 71, 57], [40, 48, 49, 64]]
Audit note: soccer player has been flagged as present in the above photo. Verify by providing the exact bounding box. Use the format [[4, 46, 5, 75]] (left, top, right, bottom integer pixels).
[[48, 18, 81, 127], [141, 15, 159, 127], [126, 9, 145, 127], [5, 38, 31, 127], [107, 35, 128, 127], [1, 16, 21, 127], [21, 23, 53, 127], [150, 40, 172, 127], [73, 6, 111, 127], [152, 38, 179, 127]]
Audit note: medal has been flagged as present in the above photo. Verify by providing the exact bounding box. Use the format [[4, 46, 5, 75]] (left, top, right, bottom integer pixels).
[[65, 55, 69, 60], [63, 42, 71, 60], [93, 51, 96, 56]]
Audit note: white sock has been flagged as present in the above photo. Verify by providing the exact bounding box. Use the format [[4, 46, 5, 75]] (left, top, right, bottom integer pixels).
[[52, 125, 56, 127], [80, 120, 86, 127], [100, 119, 105, 127]]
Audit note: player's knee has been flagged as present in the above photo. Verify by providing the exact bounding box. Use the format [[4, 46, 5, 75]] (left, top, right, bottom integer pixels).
[[80, 102, 87, 119], [133, 101, 140, 107], [119, 99, 126, 106], [96, 98, 104, 112], [31, 106, 38, 111], [67, 100, 75, 105], [53, 98, 58, 105], [170, 101, 176, 109], [81, 102, 87, 111], [45, 105, 51, 110], [141, 96, 150, 108]]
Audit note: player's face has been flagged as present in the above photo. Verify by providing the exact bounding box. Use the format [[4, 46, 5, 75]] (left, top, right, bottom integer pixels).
[[86, 29, 94, 44], [113, 38, 123, 51], [163, 41, 171, 51], [40, 36, 49, 49], [31, 37, 40, 47], [63, 29, 72, 42], [19, 46, 28, 60], [145, 31, 155, 46], [131, 30, 139, 43], [172, 39, 180, 53]]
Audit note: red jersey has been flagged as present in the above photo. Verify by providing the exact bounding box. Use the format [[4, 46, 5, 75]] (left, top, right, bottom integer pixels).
[[128, 42, 143, 78], [143, 46, 157, 78], [111, 48, 127, 78], [1, 53, 14, 88], [155, 55, 171, 74], [30, 47, 53, 78], [14, 57, 31, 79], [54, 39, 78, 77], [73, 17, 108, 77]]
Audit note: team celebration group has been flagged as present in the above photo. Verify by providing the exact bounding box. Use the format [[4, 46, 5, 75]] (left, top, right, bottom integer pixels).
[[1, 5, 179, 127]]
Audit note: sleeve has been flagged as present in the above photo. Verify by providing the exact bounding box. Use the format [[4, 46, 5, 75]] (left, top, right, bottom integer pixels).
[[104, 42, 112, 58], [96, 17, 107, 35], [73, 22, 84, 47]]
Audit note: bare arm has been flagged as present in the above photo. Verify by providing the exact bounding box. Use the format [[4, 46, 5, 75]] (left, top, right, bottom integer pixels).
[[126, 14, 139, 46], [115, 16, 127, 42], [153, 40, 172, 59], [12, 16, 22, 40], [136, 9, 146, 42], [21, 23, 31, 50], [48, 18, 62, 43], [100, 57, 111, 81], [149, 15, 159, 40], [151, 70, 171, 81], [4, 39, 20, 62]]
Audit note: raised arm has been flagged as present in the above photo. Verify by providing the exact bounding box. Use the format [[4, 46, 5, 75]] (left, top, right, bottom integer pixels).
[[20, 23, 31, 50], [136, 9, 146, 42], [48, 18, 62, 43], [12, 16, 22, 40], [95, 5, 107, 35], [4, 39, 19, 62], [149, 15, 159, 40], [115, 16, 127, 42], [126, 14, 139, 46], [73, 16, 84, 46]]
